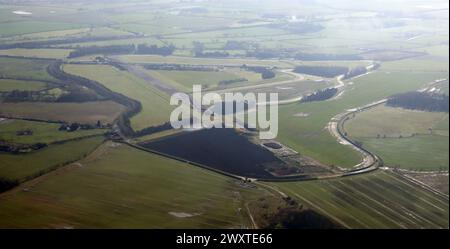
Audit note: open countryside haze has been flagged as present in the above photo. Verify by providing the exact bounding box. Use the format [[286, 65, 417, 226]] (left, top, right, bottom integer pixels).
[[0, 0, 448, 230]]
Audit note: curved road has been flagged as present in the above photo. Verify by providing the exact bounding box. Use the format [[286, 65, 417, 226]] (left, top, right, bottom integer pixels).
[[327, 99, 387, 175]]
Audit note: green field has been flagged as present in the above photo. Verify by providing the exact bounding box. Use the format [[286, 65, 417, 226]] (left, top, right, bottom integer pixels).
[[0, 0, 448, 230], [433, 115, 449, 136], [63, 64, 174, 130], [0, 48, 72, 59], [1, 28, 90, 41], [0, 119, 104, 144], [345, 105, 448, 138], [0, 27, 131, 45], [270, 171, 449, 228], [0, 79, 48, 92], [144, 67, 277, 92], [59, 37, 164, 48], [147, 69, 246, 91], [239, 80, 330, 101], [0, 57, 55, 81], [381, 57, 449, 73], [117, 55, 296, 68], [0, 136, 104, 182], [344, 105, 449, 170], [0, 101, 125, 125], [0, 142, 265, 228], [360, 135, 449, 170], [276, 71, 449, 168], [0, 21, 83, 37]]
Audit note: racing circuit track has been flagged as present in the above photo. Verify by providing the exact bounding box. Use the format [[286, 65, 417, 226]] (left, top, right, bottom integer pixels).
[[57, 58, 387, 182]]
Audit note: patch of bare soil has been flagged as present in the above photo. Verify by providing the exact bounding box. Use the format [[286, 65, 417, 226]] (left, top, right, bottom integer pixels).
[[169, 212, 201, 218], [293, 112, 310, 117]]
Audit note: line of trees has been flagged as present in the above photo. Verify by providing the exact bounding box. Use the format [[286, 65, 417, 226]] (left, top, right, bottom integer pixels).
[[132, 122, 173, 138], [143, 64, 217, 72], [0, 35, 140, 50], [68, 44, 136, 58], [301, 88, 338, 102], [246, 49, 281, 59], [219, 78, 248, 86], [223, 40, 259, 50], [0, 141, 47, 154], [294, 65, 348, 78], [343, 66, 367, 79], [294, 52, 363, 61], [387, 91, 449, 112], [136, 44, 176, 56], [243, 65, 276, 79], [195, 51, 230, 58], [68, 44, 176, 59]]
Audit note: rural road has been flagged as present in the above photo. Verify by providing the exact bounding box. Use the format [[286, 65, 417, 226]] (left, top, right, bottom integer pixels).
[[327, 99, 387, 174]]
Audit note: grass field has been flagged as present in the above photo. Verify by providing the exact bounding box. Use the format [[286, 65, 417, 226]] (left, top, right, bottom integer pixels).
[[0, 142, 266, 228], [344, 105, 449, 170], [239, 80, 329, 101], [360, 135, 449, 170], [276, 71, 449, 168], [63, 64, 173, 130], [0, 28, 90, 42], [0, 21, 83, 37], [0, 0, 448, 230], [0, 57, 55, 81], [345, 105, 448, 138], [270, 171, 449, 228], [0, 27, 131, 45], [0, 136, 104, 182], [433, 115, 449, 136], [0, 119, 105, 144], [58, 37, 164, 48], [147, 70, 245, 91], [0, 48, 72, 59], [0, 79, 48, 92], [117, 55, 296, 68], [145, 67, 271, 92], [0, 101, 125, 125], [380, 57, 449, 73]]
